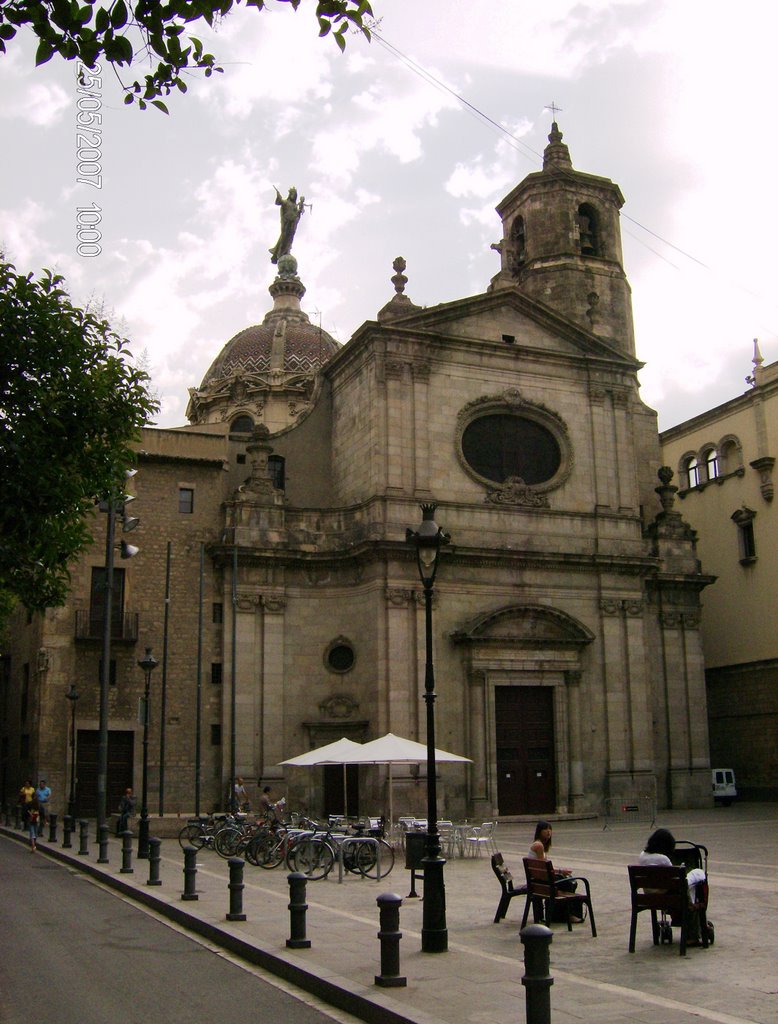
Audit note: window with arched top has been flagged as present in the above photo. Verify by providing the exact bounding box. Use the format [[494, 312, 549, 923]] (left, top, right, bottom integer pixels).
[[681, 455, 700, 489], [577, 203, 600, 257], [719, 437, 742, 474], [231, 415, 254, 434], [704, 448, 719, 481]]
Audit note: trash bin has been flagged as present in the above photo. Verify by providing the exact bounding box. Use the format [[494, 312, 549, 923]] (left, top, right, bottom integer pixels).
[[405, 831, 427, 870]]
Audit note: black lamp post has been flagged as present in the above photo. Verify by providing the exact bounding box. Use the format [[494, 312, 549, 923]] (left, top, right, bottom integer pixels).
[[65, 683, 80, 820], [137, 647, 158, 858], [406, 502, 450, 953]]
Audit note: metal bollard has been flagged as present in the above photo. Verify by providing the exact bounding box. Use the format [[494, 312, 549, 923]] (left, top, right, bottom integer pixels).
[[147, 837, 162, 885], [375, 893, 407, 987], [98, 823, 110, 864], [78, 819, 89, 856], [62, 815, 73, 849], [286, 872, 312, 949], [226, 857, 247, 921], [48, 813, 58, 844], [182, 845, 199, 901], [521, 924, 554, 1024], [120, 830, 134, 873]]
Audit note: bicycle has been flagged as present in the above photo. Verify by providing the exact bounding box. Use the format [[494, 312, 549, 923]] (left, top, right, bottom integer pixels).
[[177, 813, 234, 851]]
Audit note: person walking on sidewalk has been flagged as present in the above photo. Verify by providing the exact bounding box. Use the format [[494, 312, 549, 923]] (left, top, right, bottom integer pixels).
[[35, 780, 51, 831], [27, 796, 41, 851], [18, 779, 34, 827]]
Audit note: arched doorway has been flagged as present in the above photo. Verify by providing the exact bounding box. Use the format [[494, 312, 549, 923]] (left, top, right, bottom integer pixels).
[[452, 604, 594, 816]]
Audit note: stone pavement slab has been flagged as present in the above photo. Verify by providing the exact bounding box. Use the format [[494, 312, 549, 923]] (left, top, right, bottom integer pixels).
[[2, 804, 777, 1024]]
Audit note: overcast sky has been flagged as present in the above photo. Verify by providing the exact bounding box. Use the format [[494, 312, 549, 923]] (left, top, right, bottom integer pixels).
[[2, 0, 777, 432]]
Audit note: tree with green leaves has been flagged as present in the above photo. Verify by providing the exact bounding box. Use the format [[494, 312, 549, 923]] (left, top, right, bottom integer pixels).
[[0, 259, 158, 612], [0, 0, 373, 111]]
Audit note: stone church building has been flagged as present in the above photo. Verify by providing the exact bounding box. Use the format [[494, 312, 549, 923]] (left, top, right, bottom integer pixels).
[[1, 125, 715, 820]]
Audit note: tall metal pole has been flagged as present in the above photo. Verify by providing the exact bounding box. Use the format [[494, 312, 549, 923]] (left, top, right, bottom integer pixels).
[[97, 501, 116, 832], [195, 542, 204, 816], [406, 502, 449, 954], [421, 572, 447, 952], [137, 647, 157, 858], [230, 544, 238, 812], [158, 540, 171, 815], [66, 684, 80, 820]]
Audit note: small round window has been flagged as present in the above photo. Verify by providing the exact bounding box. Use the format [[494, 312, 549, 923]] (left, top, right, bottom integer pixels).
[[462, 414, 561, 485], [325, 640, 355, 674]]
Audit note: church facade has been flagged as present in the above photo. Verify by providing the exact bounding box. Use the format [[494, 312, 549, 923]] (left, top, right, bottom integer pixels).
[[1, 126, 715, 820]]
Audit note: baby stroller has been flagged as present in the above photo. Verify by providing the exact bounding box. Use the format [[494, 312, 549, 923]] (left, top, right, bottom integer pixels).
[[657, 840, 714, 946]]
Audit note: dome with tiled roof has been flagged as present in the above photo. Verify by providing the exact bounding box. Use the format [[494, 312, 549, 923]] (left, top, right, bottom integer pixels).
[[186, 255, 339, 432]]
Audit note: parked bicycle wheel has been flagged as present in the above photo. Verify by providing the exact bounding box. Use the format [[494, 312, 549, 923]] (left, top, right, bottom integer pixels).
[[356, 838, 395, 879], [288, 838, 334, 880], [253, 828, 285, 869], [215, 826, 243, 858], [178, 823, 205, 850]]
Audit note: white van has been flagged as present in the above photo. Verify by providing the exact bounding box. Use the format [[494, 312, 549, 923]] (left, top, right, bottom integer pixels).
[[712, 768, 737, 805]]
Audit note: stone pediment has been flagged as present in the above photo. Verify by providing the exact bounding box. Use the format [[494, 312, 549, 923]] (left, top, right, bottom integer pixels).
[[451, 604, 595, 648], [384, 289, 638, 368]]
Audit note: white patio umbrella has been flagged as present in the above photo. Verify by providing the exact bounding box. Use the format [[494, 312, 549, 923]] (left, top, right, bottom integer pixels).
[[346, 732, 472, 825], [278, 737, 365, 816]]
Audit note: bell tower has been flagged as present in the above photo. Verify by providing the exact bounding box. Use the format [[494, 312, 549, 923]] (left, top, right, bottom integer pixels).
[[489, 122, 635, 356]]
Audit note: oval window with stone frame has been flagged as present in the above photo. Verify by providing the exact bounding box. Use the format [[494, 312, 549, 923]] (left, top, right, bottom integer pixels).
[[461, 413, 562, 486]]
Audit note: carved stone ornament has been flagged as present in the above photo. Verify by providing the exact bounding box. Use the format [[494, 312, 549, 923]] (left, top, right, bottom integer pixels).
[[385, 587, 413, 607], [319, 694, 359, 720], [262, 593, 287, 613], [660, 610, 680, 628], [750, 456, 775, 502], [485, 476, 550, 508], [384, 360, 407, 380], [600, 598, 620, 616], [236, 594, 262, 612], [623, 599, 644, 617]]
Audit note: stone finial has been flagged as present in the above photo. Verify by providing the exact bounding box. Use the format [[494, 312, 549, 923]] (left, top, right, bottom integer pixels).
[[542, 120, 573, 172], [377, 255, 421, 322], [655, 466, 677, 513], [391, 257, 408, 295], [747, 337, 764, 387]]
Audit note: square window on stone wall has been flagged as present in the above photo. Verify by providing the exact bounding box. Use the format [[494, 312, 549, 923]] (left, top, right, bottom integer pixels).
[[178, 487, 194, 514], [210, 724, 221, 746], [211, 662, 223, 685], [212, 603, 223, 624]]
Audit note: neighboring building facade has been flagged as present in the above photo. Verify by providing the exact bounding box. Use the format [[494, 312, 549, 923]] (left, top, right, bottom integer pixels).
[[1, 125, 715, 820], [660, 344, 778, 799]]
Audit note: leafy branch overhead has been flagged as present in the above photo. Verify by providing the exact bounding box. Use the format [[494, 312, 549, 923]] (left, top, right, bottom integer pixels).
[[0, 0, 373, 110], [0, 259, 158, 610]]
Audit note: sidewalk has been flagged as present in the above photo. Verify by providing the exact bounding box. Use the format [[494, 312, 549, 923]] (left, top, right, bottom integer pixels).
[[2, 805, 777, 1024]]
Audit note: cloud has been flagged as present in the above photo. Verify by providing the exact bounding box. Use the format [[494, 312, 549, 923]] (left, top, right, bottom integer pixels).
[[0, 80, 70, 126]]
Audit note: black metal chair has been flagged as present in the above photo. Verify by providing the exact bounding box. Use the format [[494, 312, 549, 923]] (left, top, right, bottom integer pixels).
[[521, 858, 597, 936], [491, 852, 527, 923], [628, 864, 709, 956]]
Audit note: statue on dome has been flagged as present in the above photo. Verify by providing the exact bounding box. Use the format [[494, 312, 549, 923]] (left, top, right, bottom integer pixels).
[[270, 186, 306, 264]]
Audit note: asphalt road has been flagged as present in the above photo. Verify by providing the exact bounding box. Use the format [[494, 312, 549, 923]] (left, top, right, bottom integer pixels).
[[0, 837, 355, 1024]]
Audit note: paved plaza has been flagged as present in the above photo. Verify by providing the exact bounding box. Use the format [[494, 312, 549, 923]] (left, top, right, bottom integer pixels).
[[2, 804, 776, 1024]]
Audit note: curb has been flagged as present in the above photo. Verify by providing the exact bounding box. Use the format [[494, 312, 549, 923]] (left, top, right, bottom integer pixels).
[[1, 826, 437, 1024]]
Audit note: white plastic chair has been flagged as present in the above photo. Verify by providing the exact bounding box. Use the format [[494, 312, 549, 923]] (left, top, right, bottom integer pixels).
[[465, 821, 497, 857]]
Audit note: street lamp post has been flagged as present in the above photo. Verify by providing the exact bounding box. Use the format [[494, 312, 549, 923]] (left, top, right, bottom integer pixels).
[[65, 684, 80, 820], [137, 647, 158, 858], [406, 502, 450, 953]]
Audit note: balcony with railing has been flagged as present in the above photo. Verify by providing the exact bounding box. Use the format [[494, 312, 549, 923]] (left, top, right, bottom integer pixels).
[[75, 609, 139, 644]]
